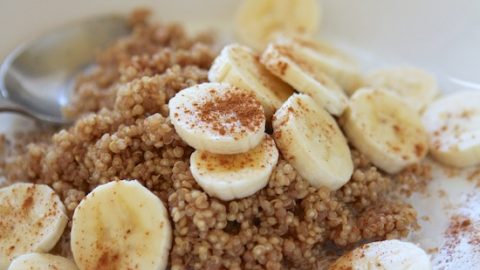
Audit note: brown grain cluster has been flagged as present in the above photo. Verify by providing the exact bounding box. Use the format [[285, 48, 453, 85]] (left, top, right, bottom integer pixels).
[[0, 10, 423, 270]]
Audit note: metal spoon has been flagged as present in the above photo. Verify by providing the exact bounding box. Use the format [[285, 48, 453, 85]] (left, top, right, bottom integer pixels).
[[0, 15, 130, 124]]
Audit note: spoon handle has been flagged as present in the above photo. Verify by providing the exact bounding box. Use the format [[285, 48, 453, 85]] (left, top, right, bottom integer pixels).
[[0, 95, 32, 116]]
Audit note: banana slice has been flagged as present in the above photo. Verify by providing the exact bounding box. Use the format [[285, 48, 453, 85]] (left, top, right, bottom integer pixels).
[[71, 180, 171, 270], [422, 91, 480, 167], [190, 134, 278, 201], [342, 88, 429, 174], [261, 38, 348, 116], [268, 34, 364, 95], [330, 240, 432, 270], [272, 94, 353, 190], [169, 82, 266, 154], [235, 0, 320, 50], [366, 66, 439, 112], [8, 253, 78, 270], [208, 44, 294, 120], [0, 183, 68, 270]]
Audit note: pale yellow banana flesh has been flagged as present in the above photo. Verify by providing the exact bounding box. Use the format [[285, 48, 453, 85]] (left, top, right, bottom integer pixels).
[[169, 82, 266, 154], [273, 94, 353, 190], [274, 34, 364, 95], [261, 39, 349, 116], [235, 0, 320, 50], [190, 134, 278, 201], [71, 180, 172, 270], [208, 44, 294, 120], [422, 91, 480, 167], [366, 66, 439, 112], [0, 183, 68, 270], [342, 88, 429, 174], [330, 240, 431, 270], [7, 253, 78, 270]]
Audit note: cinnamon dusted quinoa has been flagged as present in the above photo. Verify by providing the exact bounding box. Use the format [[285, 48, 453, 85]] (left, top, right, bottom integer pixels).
[[1, 10, 422, 270], [64, 9, 214, 119], [394, 163, 433, 197]]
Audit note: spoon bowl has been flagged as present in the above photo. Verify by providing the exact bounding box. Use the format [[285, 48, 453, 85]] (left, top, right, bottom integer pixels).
[[0, 15, 130, 124]]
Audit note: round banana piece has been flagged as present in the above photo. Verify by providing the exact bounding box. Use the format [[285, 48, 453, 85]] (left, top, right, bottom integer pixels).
[[208, 44, 294, 120], [261, 39, 348, 116], [169, 82, 266, 154], [330, 240, 432, 270], [273, 94, 353, 190], [235, 0, 320, 50], [190, 134, 278, 201], [71, 180, 172, 270], [8, 253, 78, 270], [366, 66, 439, 112], [270, 34, 364, 95], [422, 91, 480, 167], [342, 88, 429, 174], [0, 183, 68, 270]]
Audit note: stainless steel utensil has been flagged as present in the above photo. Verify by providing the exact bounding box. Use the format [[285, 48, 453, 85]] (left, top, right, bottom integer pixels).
[[0, 15, 130, 124]]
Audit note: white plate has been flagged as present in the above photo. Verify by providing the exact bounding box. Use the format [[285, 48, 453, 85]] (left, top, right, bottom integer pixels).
[[1, 0, 479, 268]]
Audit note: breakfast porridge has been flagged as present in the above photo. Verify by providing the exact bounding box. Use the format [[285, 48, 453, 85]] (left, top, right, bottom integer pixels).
[[1, 1, 479, 269], [0, 10, 432, 270]]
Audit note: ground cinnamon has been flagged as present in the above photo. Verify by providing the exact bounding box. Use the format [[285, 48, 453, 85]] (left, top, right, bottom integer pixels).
[[195, 87, 264, 137]]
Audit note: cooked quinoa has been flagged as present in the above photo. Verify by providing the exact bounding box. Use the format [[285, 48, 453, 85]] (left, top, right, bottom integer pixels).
[[0, 11, 424, 270]]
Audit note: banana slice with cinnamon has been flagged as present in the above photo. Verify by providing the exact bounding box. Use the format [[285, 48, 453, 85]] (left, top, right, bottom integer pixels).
[[0, 183, 68, 269], [169, 82, 266, 154], [190, 134, 278, 201], [8, 253, 78, 270], [209, 44, 294, 120], [273, 94, 353, 190], [342, 88, 429, 173], [71, 180, 172, 270], [330, 240, 432, 270]]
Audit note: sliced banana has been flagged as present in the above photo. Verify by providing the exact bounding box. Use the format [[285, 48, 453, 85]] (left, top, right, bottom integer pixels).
[[271, 34, 364, 95], [330, 240, 432, 270], [169, 82, 266, 154], [190, 134, 278, 201], [208, 44, 294, 120], [261, 39, 348, 116], [71, 180, 171, 270], [366, 66, 439, 112], [342, 88, 429, 174], [0, 183, 68, 270], [273, 94, 353, 190], [422, 91, 480, 167], [235, 0, 320, 50], [8, 253, 78, 270]]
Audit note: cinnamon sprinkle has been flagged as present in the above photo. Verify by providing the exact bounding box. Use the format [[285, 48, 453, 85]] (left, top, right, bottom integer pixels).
[[435, 212, 480, 267], [467, 168, 480, 187], [196, 87, 264, 136]]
